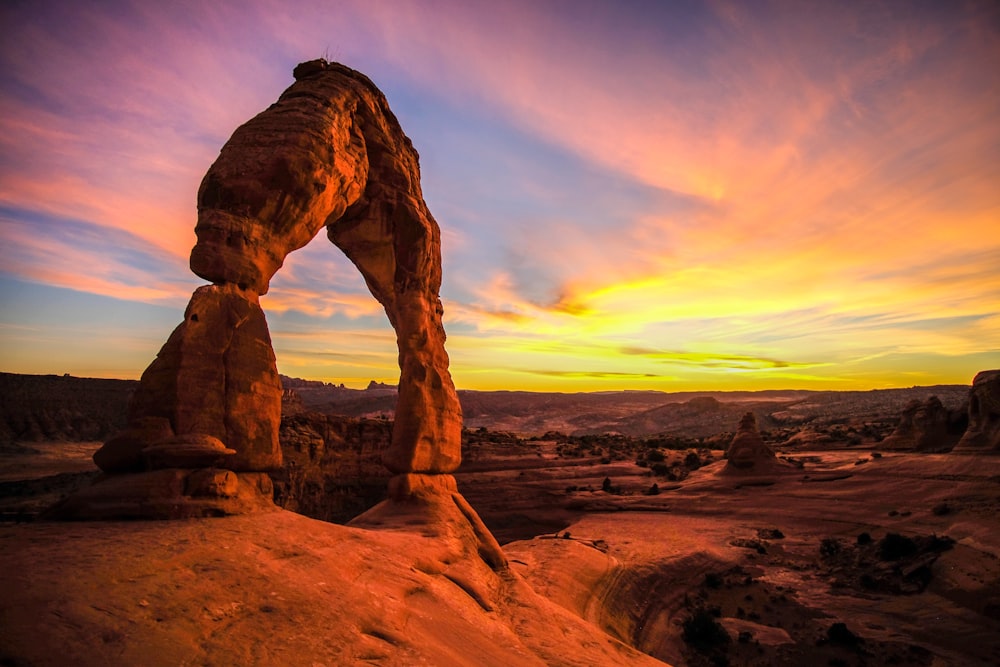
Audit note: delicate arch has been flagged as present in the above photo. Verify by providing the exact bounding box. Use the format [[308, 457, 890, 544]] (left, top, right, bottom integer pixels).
[[94, 60, 462, 479]]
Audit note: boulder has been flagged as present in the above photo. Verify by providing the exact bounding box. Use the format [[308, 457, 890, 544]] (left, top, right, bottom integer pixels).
[[954, 370, 1000, 453], [92, 416, 173, 473], [880, 396, 962, 452]]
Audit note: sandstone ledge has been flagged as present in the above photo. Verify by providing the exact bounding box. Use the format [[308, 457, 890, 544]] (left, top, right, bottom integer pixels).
[[0, 511, 665, 666]]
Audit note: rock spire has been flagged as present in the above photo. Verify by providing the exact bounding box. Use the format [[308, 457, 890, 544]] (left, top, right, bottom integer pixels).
[[724, 412, 777, 471]]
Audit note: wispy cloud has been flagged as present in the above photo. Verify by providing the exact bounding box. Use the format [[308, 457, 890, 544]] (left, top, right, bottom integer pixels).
[[0, 0, 996, 390]]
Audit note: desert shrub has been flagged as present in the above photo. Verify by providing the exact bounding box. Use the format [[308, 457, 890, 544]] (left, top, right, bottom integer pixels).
[[646, 448, 665, 462], [682, 609, 731, 652], [684, 451, 701, 468], [703, 572, 723, 589], [857, 532, 872, 545], [926, 534, 955, 551], [878, 533, 917, 561], [820, 537, 842, 557], [646, 483, 660, 496], [650, 462, 670, 476], [827, 622, 861, 647], [932, 503, 952, 516], [601, 477, 612, 492]]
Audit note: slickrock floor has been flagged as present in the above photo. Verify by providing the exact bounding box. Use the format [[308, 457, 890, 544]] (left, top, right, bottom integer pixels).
[[0, 509, 661, 666]]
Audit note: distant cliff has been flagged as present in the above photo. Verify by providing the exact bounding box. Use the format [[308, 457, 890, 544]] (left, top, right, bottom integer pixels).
[[0, 373, 136, 444], [273, 411, 393, 523]]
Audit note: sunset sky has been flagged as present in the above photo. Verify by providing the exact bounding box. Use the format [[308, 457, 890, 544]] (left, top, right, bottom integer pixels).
[[1, 0, 998, 392]]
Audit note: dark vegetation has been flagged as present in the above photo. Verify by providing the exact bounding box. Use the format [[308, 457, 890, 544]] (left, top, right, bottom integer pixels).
[[818, 530, 955, 594], [679, 561, 935, 666]]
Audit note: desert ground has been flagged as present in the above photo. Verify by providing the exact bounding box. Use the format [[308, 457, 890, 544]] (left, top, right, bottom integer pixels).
[[1, 375, 998, 666], [0, 375, 1000, 667]]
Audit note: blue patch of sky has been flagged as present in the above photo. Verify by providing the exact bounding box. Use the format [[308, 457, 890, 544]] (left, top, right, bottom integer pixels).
[[0, 275, 179, 335], [384, 81, 704, 306], [0, 206, 187, 286]]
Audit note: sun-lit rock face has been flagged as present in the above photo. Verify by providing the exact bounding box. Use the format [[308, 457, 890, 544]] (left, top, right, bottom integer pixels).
[[72, 60, 463, 517], [126, 284, 283, 472], [725, 412, 775, 470], [954, 370, 1000, 453]]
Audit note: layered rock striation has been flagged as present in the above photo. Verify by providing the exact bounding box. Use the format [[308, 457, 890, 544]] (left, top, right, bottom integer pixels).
[[52, 60, 465, 520]]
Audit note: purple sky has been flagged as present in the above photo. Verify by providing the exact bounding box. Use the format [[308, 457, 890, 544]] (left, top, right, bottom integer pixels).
[[1, 0, 998, 391]]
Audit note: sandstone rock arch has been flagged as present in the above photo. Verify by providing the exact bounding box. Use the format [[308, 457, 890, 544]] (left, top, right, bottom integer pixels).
[[63, 61, 468, 519]]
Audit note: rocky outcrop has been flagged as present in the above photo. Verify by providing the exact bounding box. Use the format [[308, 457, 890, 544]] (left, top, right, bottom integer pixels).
[[723, 412, 780, 472], [879, 396, 966, 452], [53, 61, 465, 521], [954, 370, 1000, 453], [273, 412, 393, 523]]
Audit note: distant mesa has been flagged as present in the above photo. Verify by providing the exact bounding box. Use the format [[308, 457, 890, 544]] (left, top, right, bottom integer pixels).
[[48, 60, 482, 541], [365, 380, 398, 392], [879, 395, 967, 453], [953, 369, 1000, 453], [686, 395, 723, 411]]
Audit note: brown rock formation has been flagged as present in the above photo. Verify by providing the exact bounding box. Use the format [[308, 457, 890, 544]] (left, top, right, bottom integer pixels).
[[954, 370, 1000, 453], [879, 396, 964, 452], [55, 60, 464, 519], [273, 412, 393, 523], [724, 412, 777, 471]]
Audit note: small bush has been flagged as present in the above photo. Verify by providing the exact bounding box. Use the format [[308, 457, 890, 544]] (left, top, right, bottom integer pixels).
[[932, 503, 952, 516], [646, 483, 661, 496], [827, 622, 861, 647], [856, 532, 872, 545], [650, 462, 670, 476], [703, 572, 723, 589], [682, 609, 731, 652], [820, 538, 842, 557], [878, 533, 917, 561], [646, 449, 665, 462]]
